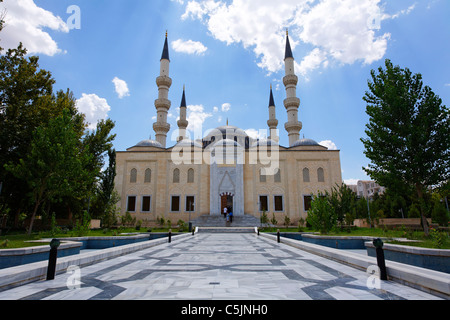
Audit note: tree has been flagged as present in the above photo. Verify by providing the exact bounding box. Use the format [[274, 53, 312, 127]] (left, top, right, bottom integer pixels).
[[0, 44, 85, 224], [5, 110, 92, 234], [361, 59, 450, 235], [307, 192, 337, 234], [330, 183, 357, 227]]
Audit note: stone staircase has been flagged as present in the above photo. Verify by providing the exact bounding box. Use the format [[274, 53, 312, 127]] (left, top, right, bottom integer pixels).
[[191, 214, 261, 233]]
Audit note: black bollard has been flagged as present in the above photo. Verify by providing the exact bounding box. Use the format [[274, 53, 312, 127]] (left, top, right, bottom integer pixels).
[[277, 229, 280, 243], [46, 239, 60, 281], [373, 238, 388, 281], [168, 229, 172, 243]]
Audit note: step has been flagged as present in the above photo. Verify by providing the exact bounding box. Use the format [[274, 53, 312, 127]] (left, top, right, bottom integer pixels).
[[191, 214, 261, 228], [197, 227, 256, 233]]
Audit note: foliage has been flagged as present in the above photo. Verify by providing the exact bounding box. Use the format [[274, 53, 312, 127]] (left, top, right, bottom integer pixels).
[[72, 211, 91, 237], [429, 228, 448, 249], [5, 110, 92, 234], [307, 192, 337, 234], [260, 211, 268, 226], [283, 215, 291, 228], [431, 200, 449, 227], [361, 59, 450, 235], [0, 40, 116, 233], [270, 213, 278, 226], [330, 183, 358, 227]]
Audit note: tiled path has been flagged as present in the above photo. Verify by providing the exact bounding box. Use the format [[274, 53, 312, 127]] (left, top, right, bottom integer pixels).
[[0, 233, 442, 300]]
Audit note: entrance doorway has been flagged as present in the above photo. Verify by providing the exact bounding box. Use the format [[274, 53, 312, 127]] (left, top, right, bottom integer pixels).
[[220, 194, 233, 216]]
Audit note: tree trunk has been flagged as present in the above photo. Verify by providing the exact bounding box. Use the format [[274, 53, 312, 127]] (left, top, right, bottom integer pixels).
[[415, 183, 429, 236], [28, 200, 40, 236]]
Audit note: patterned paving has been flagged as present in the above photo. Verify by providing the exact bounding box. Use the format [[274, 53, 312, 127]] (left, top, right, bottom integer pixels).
[[0, 233, 442, 300]]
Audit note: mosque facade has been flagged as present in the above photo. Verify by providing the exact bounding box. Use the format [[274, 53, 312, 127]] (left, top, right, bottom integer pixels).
[[114, 32, 342, 225]]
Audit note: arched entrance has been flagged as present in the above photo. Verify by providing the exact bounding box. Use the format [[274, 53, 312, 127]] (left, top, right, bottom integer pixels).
[[220, 192, 234, 216]]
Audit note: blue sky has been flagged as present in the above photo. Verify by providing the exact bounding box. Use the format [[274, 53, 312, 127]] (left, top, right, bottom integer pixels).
[[1, 0, 449, 185]]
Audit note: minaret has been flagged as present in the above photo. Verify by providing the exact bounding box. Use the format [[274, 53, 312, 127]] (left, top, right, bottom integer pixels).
[[283, 30, 302, 146], [153, 31, 172, 148], [267, 84, 279, 142], [177, 85, 189, 142]]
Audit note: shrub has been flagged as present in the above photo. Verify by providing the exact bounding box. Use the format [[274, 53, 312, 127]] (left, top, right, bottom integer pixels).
[[306, 192, 337, 234]]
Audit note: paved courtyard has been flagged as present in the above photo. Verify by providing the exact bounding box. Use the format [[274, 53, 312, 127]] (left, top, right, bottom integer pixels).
[[0, 233, 442, 300]]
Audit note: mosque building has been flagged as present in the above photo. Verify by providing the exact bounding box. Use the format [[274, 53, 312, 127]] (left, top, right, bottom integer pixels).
[[114, 32, 342, 225]]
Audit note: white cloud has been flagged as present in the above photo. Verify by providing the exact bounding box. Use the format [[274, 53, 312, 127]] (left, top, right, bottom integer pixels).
[[76, 94, 111, 130], [221, 103, 231, 112], [112, 77, 130, 99], [0, 0, 68, 56], [180, 0, 393, 76], [319, 140, 338, 150], [344, 179, 359, 186], [171, 39, 208, 55], [245, 128, 267, 140], [213, 106, 219, 113], [187, 104, 212, 134]]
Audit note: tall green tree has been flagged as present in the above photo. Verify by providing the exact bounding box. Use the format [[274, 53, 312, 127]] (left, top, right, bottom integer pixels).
[[307, 192, 337, 234], [5, 110, 92, 234], [330, 183, 357, 227], [361, 59, 450, 235]]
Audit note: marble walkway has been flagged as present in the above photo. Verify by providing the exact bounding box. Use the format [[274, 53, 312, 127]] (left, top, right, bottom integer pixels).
[[0, 233, 442, 300]]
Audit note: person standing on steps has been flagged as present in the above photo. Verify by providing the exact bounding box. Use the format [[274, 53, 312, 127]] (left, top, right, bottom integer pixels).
[[229, 209, 233, 223], [223, 206, 227, 219]]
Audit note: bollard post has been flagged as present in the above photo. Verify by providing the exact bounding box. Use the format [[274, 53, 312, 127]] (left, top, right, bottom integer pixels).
[[168, 229, 172, 243], [373, 238, 387, 281], [277, 229, 280, 243], [46, 239, 60, 281]]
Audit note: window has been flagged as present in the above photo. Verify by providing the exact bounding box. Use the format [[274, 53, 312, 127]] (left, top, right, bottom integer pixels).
[[142, 196, 151, 212], [304, 195, 312, 211], [187, 168, 194, 183], [186, 196, 195, 212], [274, 195, 284, 212], [144, 169, 151, 183], [130, 169, 137, 183], [171, 196, 180, 212], [260, 168, 266, 183], [173, 168, 180, 183], [259, 195, 268, 212], [303, 168, 310, 183], [318, 168, 325, 182], [127, 196, 137, 212], [274, 168, 281, 183]]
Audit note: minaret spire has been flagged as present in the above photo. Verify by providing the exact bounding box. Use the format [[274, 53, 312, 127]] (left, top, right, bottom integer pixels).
[[283, 30, 302, 146], [177, 85, 189, 142], [267, 84, 279, 142], [153, 32, 172, 148]]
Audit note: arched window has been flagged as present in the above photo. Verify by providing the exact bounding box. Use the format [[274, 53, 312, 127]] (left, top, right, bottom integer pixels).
[[274, 168, 281, 183], [130, 169, 137, 183], [317, 168, 325, 182], [144, 169, 151, 183], [260, 168, 266, 183], [187, 168, 194, 183], [303, 168, 310, 183], [173, 168, 180, 183]]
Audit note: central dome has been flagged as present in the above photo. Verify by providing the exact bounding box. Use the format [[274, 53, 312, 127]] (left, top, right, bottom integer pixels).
[[203, 125, 251, 149]]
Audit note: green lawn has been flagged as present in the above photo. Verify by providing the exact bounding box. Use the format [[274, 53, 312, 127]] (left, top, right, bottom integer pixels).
[[0, 227, 185, 249]]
